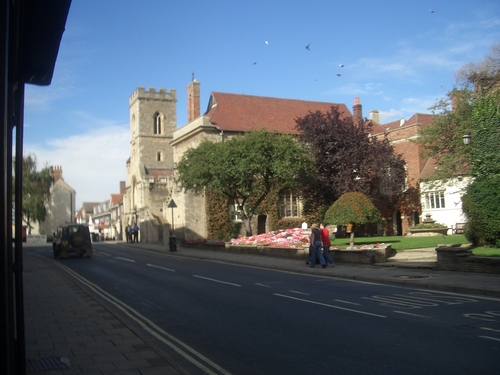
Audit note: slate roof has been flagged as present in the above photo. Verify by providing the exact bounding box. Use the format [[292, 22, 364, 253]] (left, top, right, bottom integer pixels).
[[204, 92, 351, 134]]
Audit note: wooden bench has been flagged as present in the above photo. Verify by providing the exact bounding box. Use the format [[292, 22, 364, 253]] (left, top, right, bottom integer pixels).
[[453, 223, 466, 234]]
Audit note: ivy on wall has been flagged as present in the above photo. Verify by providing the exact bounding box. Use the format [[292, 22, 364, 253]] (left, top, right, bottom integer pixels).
[[205, 189, 236, 241]]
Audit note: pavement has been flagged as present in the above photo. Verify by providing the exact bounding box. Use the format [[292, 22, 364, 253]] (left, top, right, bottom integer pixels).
[[23, 241, 500, 374]]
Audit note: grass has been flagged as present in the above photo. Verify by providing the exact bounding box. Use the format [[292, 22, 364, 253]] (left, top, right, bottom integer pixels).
[[331, 234, 467, 251], [331, 234, 500, 256]]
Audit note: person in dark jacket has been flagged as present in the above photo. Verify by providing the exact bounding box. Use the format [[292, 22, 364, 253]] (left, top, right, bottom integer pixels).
[[309, 224, 326, 268], [132, 224, 139, 242]]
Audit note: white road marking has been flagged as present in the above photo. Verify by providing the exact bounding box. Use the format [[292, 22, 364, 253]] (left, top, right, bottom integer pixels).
[[289, 290, 310, 296], [393, 311, 431, 318], [114, 257, 136, 263], [480, 327, 500, 333], [479, 335, 500, 342], [255, 283, 271, 288], [334, 299, 361, 306], [274, 293, 387, 318], [98, 252, 112, 257], [193, 275, 241, 287], [48, 257, 231, 375], [147, 264, 175, 272]]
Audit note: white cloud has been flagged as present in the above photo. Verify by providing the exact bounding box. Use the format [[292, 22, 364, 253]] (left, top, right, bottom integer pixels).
[[24, 125, 130, 209]]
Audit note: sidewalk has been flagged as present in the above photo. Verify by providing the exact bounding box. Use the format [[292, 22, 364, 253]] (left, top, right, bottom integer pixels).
[[23, 242, 500, 374], [23, 251, 184, 375]]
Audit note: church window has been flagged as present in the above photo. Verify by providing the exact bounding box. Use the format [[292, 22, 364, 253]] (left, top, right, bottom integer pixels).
[[154, 113, 162, 134], [157, 151, 162, 162], [279, 190, 302, 217]]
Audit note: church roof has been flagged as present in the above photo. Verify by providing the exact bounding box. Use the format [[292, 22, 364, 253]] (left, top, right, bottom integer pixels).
[[204, 92, 351, 134]]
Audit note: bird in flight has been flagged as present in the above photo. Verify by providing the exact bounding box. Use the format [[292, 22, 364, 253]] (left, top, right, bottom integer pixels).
[[430, 9, 437, 13], [336, 73, 342, 77], [264, 40, 269, 45], [339, 64, 344, 67], [305, 44, 310, 50], [253, 62, 257, 65]]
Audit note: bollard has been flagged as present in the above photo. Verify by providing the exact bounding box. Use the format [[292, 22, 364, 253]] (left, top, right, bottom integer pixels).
[[169, 236, 177, 252]]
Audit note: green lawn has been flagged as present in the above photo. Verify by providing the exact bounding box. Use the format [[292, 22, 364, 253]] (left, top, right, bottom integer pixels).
[[331, 234, 468, 251], [331, 234, 500, 256]]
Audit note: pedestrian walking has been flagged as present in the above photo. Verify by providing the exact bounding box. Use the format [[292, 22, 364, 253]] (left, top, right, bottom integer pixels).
[[309, 224, 326, 268], [320, 223, 334, 266], [133, 224, 139, 242]]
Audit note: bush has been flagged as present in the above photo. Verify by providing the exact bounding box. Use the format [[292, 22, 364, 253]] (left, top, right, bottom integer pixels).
[[462, 175, 500, 247], [275, 218, 305, 230], [412, 223, 447, 229]]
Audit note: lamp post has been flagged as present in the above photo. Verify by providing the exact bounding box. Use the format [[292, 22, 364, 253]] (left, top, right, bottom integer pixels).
[[167, 199, 177, 252], [463, 134, 471, 145]]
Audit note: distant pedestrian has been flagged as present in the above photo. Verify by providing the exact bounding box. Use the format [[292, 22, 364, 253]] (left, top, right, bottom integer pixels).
[[309, 224, 326, 268], [320, 223, 334, 267], [126, 225, 131, 243], [133, 224, 139, 242]]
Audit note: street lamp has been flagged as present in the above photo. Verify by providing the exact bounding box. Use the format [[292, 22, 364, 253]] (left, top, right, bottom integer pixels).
[[463, 134, 471, 145]]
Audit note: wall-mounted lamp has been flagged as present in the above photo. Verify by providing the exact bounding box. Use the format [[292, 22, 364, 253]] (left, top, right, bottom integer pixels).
[[463, 134, 471, 145]]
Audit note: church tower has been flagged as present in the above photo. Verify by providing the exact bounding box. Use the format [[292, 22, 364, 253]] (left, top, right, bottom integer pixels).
[[124, 87, 177, 241], [128, 87, 177, 171]]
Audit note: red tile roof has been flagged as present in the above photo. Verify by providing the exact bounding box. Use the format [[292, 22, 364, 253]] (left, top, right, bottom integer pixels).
[[372, 113, 437, 134], [111, 194, 123, 206], [204, 92, 351, 134]]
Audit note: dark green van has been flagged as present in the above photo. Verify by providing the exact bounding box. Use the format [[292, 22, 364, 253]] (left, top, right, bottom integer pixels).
[[52, 224, 93, 259]]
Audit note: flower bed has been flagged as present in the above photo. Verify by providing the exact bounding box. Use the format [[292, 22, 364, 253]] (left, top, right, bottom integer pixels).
[[230, 228, 310, 248]]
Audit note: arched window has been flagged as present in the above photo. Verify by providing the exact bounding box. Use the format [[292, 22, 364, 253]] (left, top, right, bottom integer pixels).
[[154, 113, 162, 135]]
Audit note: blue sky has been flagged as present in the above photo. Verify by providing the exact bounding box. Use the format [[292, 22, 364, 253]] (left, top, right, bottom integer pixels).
[[23, 0, 500, 209]]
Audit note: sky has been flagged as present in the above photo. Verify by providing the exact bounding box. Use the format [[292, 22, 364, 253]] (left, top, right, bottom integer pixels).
[[22, 0, 500, 210]]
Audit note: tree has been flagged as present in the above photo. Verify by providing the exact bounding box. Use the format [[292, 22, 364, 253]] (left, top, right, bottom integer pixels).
[[295, 106, 406, 208], [417, 89, 474, 180], [462, 92, 500, 247], [176, 130, 314, 236], [456, 42, 500, 96], [324, 192, 381, 247], [17, 154, 53, 234], [418, 43, 500, 180]]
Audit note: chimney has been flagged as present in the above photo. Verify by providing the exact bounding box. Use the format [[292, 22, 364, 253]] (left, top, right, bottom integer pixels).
[[187, 79, 201, 123], [369, 110, 380, 124], [353, 97, 363, 121], [119, 181, 125, 194], [51, 166, 63, 182]]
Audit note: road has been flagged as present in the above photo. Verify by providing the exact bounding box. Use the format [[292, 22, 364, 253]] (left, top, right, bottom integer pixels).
[[26, 244, 500, 375]]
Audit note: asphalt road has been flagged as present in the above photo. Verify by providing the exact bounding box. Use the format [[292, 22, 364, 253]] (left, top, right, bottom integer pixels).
[[27, 244, 500, 375]]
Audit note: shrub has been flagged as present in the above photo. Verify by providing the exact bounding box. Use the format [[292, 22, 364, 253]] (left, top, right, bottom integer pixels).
[[412, 223, 447, 229]]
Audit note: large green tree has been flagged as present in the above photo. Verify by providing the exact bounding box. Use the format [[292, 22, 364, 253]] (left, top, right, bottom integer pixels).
[[417, 89, 474, 179], [17, 154, 53, 234], [418, 43, 500, 246], [462, 92, 500, 246], [176, 130, 314, 236], [418, 43, 500, 179], [295, 106, 406, 210]]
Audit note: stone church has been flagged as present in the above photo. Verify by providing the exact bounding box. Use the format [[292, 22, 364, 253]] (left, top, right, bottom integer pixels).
[[123, 80, 352, 243], [123, 79, 458, 243]]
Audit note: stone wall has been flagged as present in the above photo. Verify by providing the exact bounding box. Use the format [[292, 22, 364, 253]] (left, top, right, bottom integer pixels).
[[214, 244, 394, 264], [436, 244, 500, 274]]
